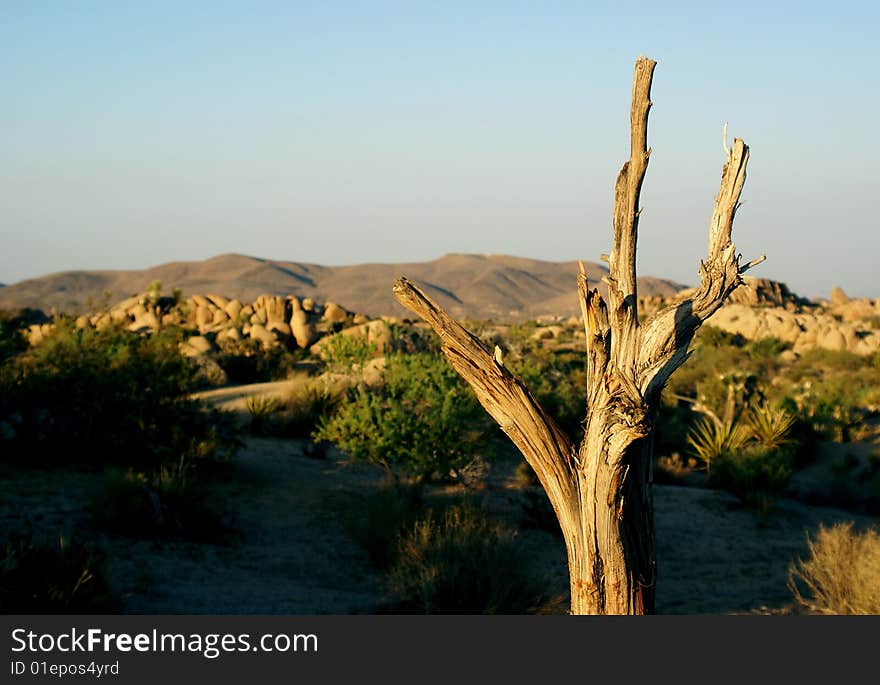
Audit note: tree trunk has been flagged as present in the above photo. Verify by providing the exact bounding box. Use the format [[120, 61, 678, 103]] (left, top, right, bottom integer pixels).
[[392, 56, 764, 614]]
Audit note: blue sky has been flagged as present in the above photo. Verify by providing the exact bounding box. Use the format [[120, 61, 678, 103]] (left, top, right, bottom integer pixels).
[[1, 1, 878, 297]]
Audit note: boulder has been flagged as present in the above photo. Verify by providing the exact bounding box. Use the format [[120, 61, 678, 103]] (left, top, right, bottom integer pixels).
[[75, 315, 90, 330], [129, 303, 148, 319], [322, 302, 348, 324], [225, 299, 243, 320], [728, 278, 801, 308], [191, 294, 211, 309], [189, 355, 228, 387], [249, 323, 278, 347], [267, 321, 292, 338], [290, 309, 318, 348], [217, 327, 243, 343], [186, 335, 214, 355], [207, 294, 229, 309], [830, 286, 850, 307], [212, 308, 230, 326], [113, 296, 141, 312], [817, 328, 847, 352], [264, 296, 288, 324], [833, 299, 878, 323], [110, 309, 129, 324], [195, 306, 213, 329], [128, 312, 160, 332], [302, 298, 315, 312]]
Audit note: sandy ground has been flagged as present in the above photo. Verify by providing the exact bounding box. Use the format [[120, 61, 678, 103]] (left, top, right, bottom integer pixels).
[[2, 428, 878, 614]]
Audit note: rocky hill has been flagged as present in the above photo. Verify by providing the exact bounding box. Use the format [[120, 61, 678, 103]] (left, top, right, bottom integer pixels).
[[0, 253, 684, 321]]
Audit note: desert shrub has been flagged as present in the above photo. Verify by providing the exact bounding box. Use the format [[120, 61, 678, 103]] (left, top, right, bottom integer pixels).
[[245, 395, 281, 435], [315, 352, 498, 481], [0, 531, 119, 613], [246, 385, 340, 438], [0, 316, 27, 362], [508, 349, 586, 441], [215, 339, 306, 383], [347, 484, 425, 569], [0, 322, 238, 468], [278, 384, 340, 437], [387, 504, 546, 614], [695, 325, 746, 349], [745, 336, 790, 359], [788, 522, 880, 614], [711, 443, 795, 508], [92, 462, 230, 541], [321, 333, 377, 374]]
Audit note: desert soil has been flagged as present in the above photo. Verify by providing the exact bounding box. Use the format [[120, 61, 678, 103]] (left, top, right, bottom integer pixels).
[[2, 381, 878, 614]]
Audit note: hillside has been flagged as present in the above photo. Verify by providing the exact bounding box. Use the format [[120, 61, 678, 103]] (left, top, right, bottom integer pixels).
[[0, 253, 685, 321]]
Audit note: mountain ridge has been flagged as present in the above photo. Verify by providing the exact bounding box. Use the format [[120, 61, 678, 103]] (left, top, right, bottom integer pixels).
[[0, 253, 687, 321]]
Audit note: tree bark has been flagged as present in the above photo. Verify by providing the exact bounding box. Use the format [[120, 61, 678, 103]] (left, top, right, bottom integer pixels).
[[392, 56, 764, 614]]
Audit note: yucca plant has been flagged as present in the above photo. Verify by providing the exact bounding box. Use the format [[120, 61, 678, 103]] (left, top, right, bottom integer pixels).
[[245, 394, 280, 435], [747, 402, 796, 449], [686, 416, 749, 474]]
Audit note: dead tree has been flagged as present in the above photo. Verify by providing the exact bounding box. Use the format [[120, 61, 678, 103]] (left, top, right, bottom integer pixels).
[[392, 56, 765, 615]]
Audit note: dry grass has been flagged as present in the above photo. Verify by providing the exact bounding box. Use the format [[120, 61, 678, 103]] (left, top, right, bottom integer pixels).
[[788, 522, 880, 614]]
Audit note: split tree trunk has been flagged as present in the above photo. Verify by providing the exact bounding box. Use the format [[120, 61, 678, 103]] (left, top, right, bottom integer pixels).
[[392, 56, 764, 615]]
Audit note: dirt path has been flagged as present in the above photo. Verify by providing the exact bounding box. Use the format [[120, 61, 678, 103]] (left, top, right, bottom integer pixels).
[[2, 432, 878, 614]]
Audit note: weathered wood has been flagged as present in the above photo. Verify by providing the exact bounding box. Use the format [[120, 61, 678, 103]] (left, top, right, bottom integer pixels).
[[392, 56, 762, 614]]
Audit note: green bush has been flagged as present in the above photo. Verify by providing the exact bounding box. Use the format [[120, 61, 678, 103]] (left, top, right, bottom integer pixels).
[[246, 384, 341, 438], [508, 350, 586, 442], [215, 338, 307, 383], [745, 336, 790, 359], [0, 315, 27, 363], [710, 443, 795, 507], [315, 352, 497, 481], [347, 484, 425, 569], [789, 523, 880, 614], [0, 322, 238, 468], [92, 462, 231, 541], [387, 504, 546, 614], [0, 531, 119, 613], [321, 333, 377, 374]]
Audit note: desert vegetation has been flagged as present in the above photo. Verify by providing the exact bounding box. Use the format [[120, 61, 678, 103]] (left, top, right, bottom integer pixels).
[[2, 261, 880, 614]]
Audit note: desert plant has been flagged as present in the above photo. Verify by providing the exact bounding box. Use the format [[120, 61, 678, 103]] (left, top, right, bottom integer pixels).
[[0, 322, 238, 468], [387, 504, 545, 614], [321, 333, 377, 374], [278, 383, 340, 438], [92, 462, 230, 540], [745, 336, 790, 359], [245, 395, 281, 435], [347, 484, 425, 569], [747, 402, 796, 449], [686, 416, 749, 474], [0, 531, 119, 613], [788, 522, 880, 614], [315, 352, 498, 481]]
